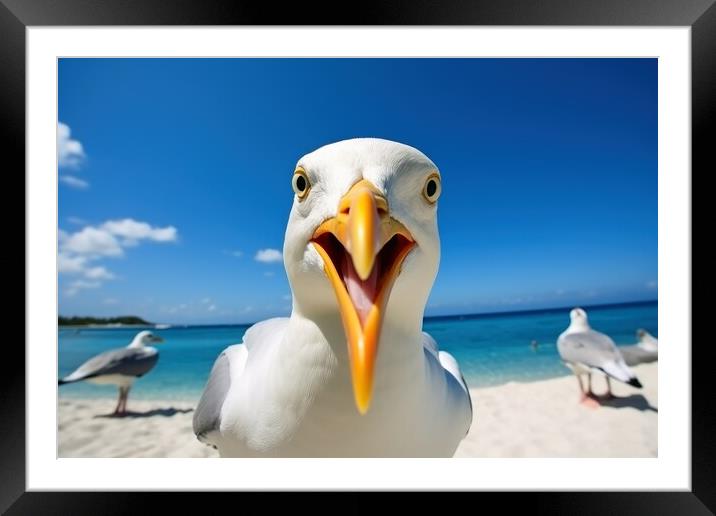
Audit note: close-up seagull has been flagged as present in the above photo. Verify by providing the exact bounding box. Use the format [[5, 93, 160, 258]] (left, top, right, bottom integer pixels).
[[59, 330, 164, 415], [193, 138, 473, 457], [557, 308, 642, 407]]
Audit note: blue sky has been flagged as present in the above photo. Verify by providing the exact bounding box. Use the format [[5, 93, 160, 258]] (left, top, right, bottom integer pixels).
[[58, 58, 657, 324]]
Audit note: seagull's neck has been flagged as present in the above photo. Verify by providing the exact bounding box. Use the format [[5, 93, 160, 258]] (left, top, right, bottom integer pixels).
[[128, 339, 146, 348], [289, 307, 425, 371], [567, 321, 590, 333]]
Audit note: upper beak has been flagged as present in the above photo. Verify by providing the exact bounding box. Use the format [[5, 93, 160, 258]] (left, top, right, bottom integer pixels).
[[151, 335, 165, 343], [311, 179, 415, 414]]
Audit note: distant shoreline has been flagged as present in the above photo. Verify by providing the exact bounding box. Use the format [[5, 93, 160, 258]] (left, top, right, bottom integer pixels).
[[59, 324, 158, 329], [57, 299, 657, 330], [424, 299, 658, 323]]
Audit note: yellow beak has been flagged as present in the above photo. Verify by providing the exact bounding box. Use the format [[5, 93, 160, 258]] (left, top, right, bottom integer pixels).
[[311, 180, 415, 414]]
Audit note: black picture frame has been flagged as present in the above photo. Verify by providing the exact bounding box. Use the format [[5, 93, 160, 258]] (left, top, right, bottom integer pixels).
[[3, 0, 710, 512]]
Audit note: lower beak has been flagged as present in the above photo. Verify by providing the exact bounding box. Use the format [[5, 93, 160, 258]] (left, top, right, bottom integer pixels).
[[311, 180, 414, 414]]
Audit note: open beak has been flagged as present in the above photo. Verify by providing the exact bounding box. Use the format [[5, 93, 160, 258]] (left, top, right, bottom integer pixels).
[[311, 180, 415, 414]]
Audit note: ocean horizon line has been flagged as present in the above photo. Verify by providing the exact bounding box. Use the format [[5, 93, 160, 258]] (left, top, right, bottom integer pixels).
[[60, 298, 657, 330]]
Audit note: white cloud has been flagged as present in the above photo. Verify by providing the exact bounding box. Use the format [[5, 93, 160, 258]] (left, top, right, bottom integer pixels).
[[61, 226, 124, 257], [58, 218, 179, 297], [646, 280, 657, 290], [264, 271, 275, 277], [201, 297, 211, 304], [74, 280, 100, 288], [58, 253, 113, 280], [102, 297, 119, 305], [255, 248, 282, 263], [230, 250, 243, 258], [67, 216, 87, 225], [59, 219, 177, 259], [58, 122, 86, 168], [282, 294, 291, 301], [208, 304, 217, 312], [102, 218, 178, 243], [58, 252, 87, 274], [59, 175, 89, 189], [84, 266, 114, 280], [65, 279, 101, 297]]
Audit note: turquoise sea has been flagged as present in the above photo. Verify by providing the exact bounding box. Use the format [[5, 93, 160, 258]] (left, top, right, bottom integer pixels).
[[58, 301, 657, 401]]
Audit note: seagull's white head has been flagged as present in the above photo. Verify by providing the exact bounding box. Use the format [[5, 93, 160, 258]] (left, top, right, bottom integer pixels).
[[129, 330, 165, 348], [636, 328, 650, 341], [636, 328, 658, 349], [283, 138, 441, 414], [569, 307, 590, 328]]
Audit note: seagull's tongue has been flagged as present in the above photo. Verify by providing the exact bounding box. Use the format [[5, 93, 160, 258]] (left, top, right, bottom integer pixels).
[[342, 252, 379, 326]]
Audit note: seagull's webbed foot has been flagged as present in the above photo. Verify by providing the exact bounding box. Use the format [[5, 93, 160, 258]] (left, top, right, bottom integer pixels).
[[579, 392, 601, 409]]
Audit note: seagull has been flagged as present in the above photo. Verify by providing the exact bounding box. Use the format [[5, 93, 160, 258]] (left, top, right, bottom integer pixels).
[[619, 328, 658, 366], [636, 328, 658, 352], [194, 138, 472, 457], [59, 330, 164, 415], [557, 308, 642, 406]]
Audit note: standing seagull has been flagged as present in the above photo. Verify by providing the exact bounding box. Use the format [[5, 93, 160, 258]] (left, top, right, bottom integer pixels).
[[59, 330, 164, 415], [557, 308, 642, 406], [619, 328, 658, 366], [193, 138, 472, 457]]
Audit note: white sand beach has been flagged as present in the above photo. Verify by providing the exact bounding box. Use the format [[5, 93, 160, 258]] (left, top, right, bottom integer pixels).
[[58, 399, 217, 458], [58, 362, 656, 458], [455, 361, 657, 458]]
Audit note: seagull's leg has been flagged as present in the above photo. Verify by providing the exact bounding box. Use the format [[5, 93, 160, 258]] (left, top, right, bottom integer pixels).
[[604, 376, 614, 399], [580, 372, 600, 408], [113, 387, 124, 415], [122, 386, 131, 414], [118, 387, 128, 415]]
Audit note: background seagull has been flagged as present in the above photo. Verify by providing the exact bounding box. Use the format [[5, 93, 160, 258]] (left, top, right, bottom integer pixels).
[[636, 328, 658, 351], [59, 330, 164, 415], [193, 138, 472, 457], [619, 328, 658, 366], [557, 308, 642, 406]]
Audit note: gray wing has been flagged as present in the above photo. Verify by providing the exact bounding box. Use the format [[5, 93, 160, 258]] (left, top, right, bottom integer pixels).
[[59, 347, 158, 384], [193, 351, 231, 445], [558, 330, 639, 385], [423, 332, 473, 437], [557, 330, 621, 368], [193, 319, 288, 447], [619, 345, 658, 367]]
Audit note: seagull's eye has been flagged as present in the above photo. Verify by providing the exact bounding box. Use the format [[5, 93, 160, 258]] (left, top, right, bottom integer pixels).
[[423, 173, 441, 204], [292, 168, 311, 200]]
